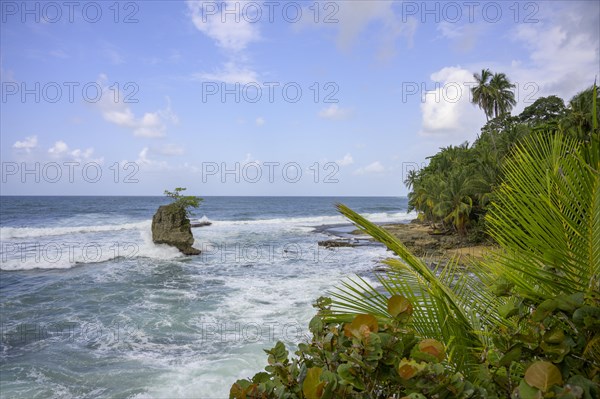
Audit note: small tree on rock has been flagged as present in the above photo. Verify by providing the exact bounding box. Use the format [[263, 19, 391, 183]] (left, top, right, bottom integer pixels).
[[163, 187, 202, 218]]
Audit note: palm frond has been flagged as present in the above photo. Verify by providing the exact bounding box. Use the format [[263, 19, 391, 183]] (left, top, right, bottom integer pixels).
[[328, 205, 503, 376], [485, 132, 600, 298]]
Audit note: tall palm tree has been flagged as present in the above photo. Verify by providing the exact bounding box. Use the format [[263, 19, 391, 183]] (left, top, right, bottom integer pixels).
[[471, 70, 517, 120], [403, 169, 418, 190], [471, 68, 494, 121], [489, 72, 517, 118]]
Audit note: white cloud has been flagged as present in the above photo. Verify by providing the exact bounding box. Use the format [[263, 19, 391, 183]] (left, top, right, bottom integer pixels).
[[255, 117, 265, 126], [136, 147, 169, 170], [318, 104, 351, 120], [418, 66, 485, 138], [336, 153, 354, 166], [95, 76, 177, 138], [48, 141, 102, 163], [187, 1, 261, 85], [13, 136, 38, 152], [187, 0, 260, 53], [48, 141, 69, 156], [301, 1, 416, 60], [419, 3, 599, 140], [70, 148, 97, 162], [154, 144, 184, 156], [195, 61, 259, 84], [354, 161, 385, 175], [506, 1, 599, 101], [436, 22, 481, 53]]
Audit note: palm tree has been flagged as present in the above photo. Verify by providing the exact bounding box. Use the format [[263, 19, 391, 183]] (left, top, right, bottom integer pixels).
[[471, 70, 517, 120], [403, 169, 418, 190], [471, 68, 494, 121], [489, 72, 516, 118], [433, 170, 480, 235], [560, 85, 600, 142], [407, 175, 444, 228]]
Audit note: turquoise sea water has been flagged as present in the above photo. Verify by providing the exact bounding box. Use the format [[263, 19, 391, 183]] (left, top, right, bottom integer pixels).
[[0, 196, 411, 398]]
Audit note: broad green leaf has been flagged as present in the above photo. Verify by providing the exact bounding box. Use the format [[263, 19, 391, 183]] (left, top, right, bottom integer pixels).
[[397, 358, 425, 380], [499, 346, 521, 367], [337, 363, 365, 390], [343, 314, 378, 338], [517, 379, 543, 399], [524, 361, 563, 392], [387, 295, 413, 318], [418, 338, 446, 362], [302, 367, 325, 399]]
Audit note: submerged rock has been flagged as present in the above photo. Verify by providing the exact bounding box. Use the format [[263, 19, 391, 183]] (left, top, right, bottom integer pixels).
[[191, 221, 212, 227], [191, 216, 212, 228], [151, 204, 200, 255], [318, 239, 357, 249]]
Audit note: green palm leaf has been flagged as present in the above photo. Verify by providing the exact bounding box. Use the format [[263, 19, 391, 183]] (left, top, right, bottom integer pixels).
[[329, 205, 503, 377], [484, 132, 600, 298]]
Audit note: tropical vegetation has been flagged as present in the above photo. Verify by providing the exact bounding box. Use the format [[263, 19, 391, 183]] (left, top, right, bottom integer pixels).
[[164, 187, 202, 218], [229, 81, 599, 398], [406, 75, 600, 240]]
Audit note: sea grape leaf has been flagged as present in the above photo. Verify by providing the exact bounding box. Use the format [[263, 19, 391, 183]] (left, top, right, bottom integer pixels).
[[573, 306, 600, 329], [555, 293, 584, 313], [387, 295, 413, 318], [337, 363, 365, 390], [309, 316, 324, 334], [517, 379, 543, 399], [532, 299, 558, 322], [417, 338, 446, 362], [524, 361, 563, 392], [343, 314, 378, 338], [302, 367, 325, 399], [499, 346, 521, 367], [398, 358, 425, 380]]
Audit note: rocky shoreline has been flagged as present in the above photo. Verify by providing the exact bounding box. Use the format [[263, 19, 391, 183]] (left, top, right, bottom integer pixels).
[[359, 221, 495, 262], [316, 220, 495, 264]]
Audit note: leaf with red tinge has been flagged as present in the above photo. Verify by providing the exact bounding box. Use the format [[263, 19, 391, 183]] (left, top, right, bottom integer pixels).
[[343, 314, 379, 338], [418, 339, 446, 362], [387, 295, 413, 318]]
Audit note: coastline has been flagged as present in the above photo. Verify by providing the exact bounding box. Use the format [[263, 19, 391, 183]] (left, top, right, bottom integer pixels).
[[371, 221, 495, 261], [350, 221, 495, 263], [315, 218, 495, 264]]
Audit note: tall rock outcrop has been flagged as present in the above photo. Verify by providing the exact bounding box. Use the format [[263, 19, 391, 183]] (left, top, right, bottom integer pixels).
[[151, 204, 200, 255]]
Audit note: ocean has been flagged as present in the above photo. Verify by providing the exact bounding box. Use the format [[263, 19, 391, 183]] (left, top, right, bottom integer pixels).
[[0, 196, 412, 398]]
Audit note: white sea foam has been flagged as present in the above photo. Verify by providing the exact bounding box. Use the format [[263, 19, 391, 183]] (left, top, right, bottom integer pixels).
[[136, 229, 184, 260], [0, 211, 412, 271], [1, 212, 415, 240], [0, 221, 150, 239], [213, 211, 415, 227], [0, 227, 182, 270]]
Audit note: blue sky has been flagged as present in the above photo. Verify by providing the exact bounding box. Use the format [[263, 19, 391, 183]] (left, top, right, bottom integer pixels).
[[1, 0, 599, 196]]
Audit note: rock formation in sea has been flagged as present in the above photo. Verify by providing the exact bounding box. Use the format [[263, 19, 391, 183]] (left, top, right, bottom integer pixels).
[[151, 204, 201, 255]]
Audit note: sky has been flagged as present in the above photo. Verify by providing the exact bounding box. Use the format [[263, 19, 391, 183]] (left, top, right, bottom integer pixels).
[[1, 0, 599, 196]]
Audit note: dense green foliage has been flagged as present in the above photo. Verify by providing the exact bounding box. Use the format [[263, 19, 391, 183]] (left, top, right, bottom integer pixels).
[[229, 83, 599, 398], [231, 297, 489, 398], [163, 187, 202, 217], [406, 79, 599, 239]]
